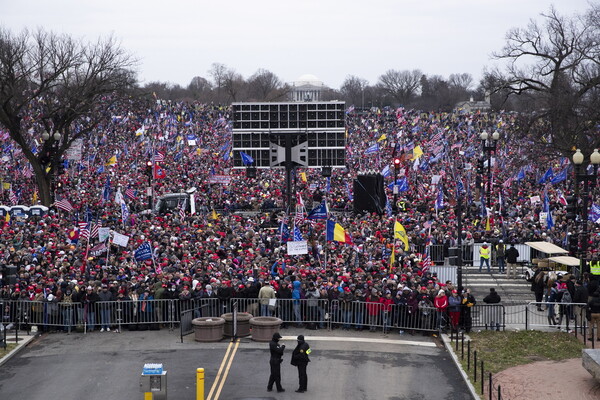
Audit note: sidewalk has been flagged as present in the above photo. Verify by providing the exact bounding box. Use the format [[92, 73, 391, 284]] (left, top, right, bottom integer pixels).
[[0, 329, 36, 367], [441, 331, 600, 400]]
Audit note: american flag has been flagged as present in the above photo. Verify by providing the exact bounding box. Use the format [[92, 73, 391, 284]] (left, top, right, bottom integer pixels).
[[78, 222, 90, 240], [125, 188, 138, 200], [90, 220, 101, 240], [55, 198, 74, 212], [21, 167, 33, 178], [294, 210, 305, 227], [179, 198, 186, 220], [8, 188, 17, 205], [153, 150, 165, 162], [421, 248, 433, 273]]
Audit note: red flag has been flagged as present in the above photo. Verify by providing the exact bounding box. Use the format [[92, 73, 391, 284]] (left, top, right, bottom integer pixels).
[[154, 165, 166, 179]]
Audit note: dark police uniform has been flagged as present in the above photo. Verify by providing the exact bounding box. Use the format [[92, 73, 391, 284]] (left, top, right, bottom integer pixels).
[[267, 332, 285, 392], [291, 334, 311, 393]]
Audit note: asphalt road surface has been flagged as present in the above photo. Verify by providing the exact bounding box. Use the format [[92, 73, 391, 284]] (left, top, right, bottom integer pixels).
[[0, 329, 472, 400]]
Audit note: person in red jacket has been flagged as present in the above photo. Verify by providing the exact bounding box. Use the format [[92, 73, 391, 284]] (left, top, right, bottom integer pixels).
[[379, 291, 394, 334], [434, 289, 448, 331]]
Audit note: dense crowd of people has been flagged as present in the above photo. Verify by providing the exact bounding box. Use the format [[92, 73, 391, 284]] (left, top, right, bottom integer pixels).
[[0, 99, 598, 334]]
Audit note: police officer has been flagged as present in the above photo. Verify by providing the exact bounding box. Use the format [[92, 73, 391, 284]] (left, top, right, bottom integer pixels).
[[267, 332, 285, 393], [291, 334, 311, 393], [590, 257, 600, 279]]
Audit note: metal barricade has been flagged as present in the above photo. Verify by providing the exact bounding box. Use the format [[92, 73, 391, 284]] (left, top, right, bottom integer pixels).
[[470, 304, 505, 331]]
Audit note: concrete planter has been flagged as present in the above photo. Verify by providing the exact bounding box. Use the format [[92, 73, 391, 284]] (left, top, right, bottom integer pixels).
[[250, 316, 282, 342], [192, 317, 225, 342], [221, 312, 253, 337]]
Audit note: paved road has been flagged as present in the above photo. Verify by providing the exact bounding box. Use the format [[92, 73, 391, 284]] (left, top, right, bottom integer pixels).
[[0, 329, 473, 400]]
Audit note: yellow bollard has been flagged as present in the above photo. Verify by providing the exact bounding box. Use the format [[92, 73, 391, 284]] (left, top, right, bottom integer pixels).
[[144, 392, 152, 400], [197, 368, 205, 400]]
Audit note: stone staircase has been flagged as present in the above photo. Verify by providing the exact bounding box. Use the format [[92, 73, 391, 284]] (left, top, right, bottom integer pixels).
[[462, 264, 534, 303]]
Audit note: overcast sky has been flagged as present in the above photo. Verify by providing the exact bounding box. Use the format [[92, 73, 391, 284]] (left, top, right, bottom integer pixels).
[[1, 0, 594, 89]]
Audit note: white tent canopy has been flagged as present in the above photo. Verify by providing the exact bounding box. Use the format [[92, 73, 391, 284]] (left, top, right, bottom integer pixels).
[[548, 256, 581, 267], [525, 241, 569, 255]]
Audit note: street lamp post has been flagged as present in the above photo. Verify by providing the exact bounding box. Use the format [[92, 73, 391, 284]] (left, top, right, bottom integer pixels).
[[479, 130, 499, 209], [42, 131, 62, 203], [145, 161, 153, 210], [392, 157, 401, 212], [572, 148, 600, 274]]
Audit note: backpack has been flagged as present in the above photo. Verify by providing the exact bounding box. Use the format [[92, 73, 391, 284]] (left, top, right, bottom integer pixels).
[[561, 289, 572, 304]]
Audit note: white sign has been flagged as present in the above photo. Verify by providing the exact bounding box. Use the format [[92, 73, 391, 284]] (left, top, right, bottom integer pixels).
[[98, 227, 111, 242], [208, 175, 232, 185], [112, 231, 130, 247], [530, 195, 541, 204], [287, 240, 308, 255], [64, 139, 83, 161], [539, 212, 548, 227]]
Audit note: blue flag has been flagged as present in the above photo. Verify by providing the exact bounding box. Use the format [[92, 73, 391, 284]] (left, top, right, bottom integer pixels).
[[538, 167, 553, 184], [516, 168, 525, 181], [435, 186, 445, 210], [134, 242, 153, 261], [240, 151, 254, 165], [307, 201, 328, 220], [293, 226, 303, 241], [550, 168, 567, 184], [364, 143, 379, 154], [387, 178, 409, 192], [381, 165, 391, 178]]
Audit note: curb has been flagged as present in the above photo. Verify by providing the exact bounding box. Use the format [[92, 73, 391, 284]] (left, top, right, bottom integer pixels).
[[0, 332, 37, 368], [441, 333, 480, 400]]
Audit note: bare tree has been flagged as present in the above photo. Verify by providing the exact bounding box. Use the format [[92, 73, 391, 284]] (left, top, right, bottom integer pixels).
[[377, 69, 422, 106], [247, 68, 288, 101], [340, 75, 369, 107], [187, 75, 213, 100], [486, 6, 600, 155], [0, 28, 136, 206], [448, 73, 474, 92]]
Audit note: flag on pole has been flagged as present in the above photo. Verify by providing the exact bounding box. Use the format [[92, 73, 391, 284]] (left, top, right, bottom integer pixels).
[[179, 198, 186, 220], [125, 188, 138, 200], [120, 200, 129, 223], [8, 188, 17, 205], [326, 220, 352, 244], [55, 198, 74, 212], [550, 168, 568, 184], [538, 167, 553, 184], [364, 143, 380, 154], [293, 226, 303, 241], [153, 150, 165, 162], [307, 201, 328, 219], [240, 151, 254, 165], [394, 221, 409, 251]]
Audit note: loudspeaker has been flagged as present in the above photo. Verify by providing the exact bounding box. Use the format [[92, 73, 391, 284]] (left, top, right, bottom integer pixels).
[[353, 174, 385, 214], [6, 265, 17, 285]]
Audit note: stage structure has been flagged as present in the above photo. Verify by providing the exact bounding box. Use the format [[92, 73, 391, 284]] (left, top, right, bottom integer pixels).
[[231, 102, 346, 209]]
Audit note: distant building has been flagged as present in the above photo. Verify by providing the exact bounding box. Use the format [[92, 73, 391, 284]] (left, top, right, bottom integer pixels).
[[290, 74, 326, 102], [455, 92, 492, 113]]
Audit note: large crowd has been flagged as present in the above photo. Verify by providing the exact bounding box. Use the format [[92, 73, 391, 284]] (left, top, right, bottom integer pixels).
[[0, 99, 599, 333]]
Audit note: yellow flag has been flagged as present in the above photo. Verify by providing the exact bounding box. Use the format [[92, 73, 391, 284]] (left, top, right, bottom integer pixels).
[[210, 209, 219, 220], [32, 190, 38, 204], [389, 245, 396, 272], [485, 217, 491, 231], [300, 172, 307, 183], [106, 155, 117, 166], [5, 213, 10, 224], [2, 182, 10, 190], [377, 134, 387, 142], [394, 221, 409, 251], [411, 146, 423, 160]]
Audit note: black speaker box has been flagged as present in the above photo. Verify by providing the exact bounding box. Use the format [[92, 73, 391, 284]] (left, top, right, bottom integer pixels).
[[353, 174, 386, 214]]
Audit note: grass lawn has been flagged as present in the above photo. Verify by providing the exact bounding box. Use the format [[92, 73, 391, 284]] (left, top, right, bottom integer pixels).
[[456, 330, 584, 396], [0, 342, 17, 357]]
